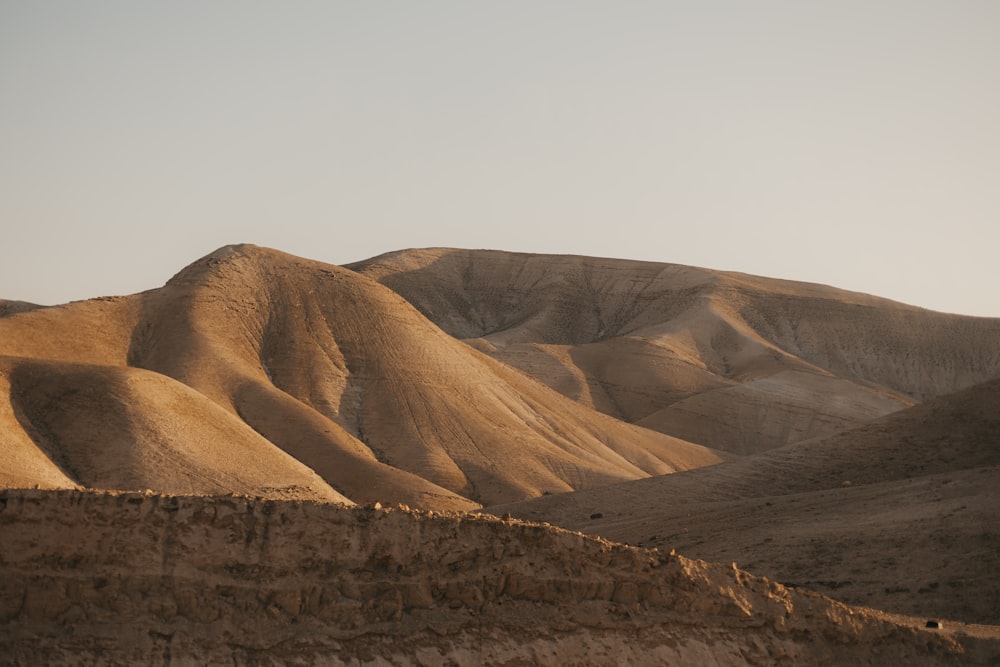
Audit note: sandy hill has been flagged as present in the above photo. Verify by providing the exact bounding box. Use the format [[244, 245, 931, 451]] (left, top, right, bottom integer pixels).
[[490, 378, 1000, 624], [3, 488, 996, 665], [351, 248, 1000, 455], [0, 244, 720, 509]]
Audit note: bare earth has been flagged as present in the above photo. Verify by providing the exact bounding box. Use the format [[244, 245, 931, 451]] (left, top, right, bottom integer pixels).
[[490, 378, 1000, 625], [2, 489, 997, 666], [0, 245, 721, 509], [1, 244, 998, 664]]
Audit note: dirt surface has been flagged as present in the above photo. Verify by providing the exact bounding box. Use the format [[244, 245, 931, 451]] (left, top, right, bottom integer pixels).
[[490, 379, 1000, 625], [3, 488, 996, 666]]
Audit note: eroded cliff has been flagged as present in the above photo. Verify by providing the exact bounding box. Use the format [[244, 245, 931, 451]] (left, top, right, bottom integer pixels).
[[0, 489, 986, 665]]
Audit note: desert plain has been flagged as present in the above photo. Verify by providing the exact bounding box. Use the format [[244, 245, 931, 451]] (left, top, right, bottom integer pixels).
[[1, 244, 998, 665]]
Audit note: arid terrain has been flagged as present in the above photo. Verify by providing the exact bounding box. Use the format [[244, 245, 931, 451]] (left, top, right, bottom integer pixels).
[[1, 244, 998, 664], [2, 489, 995, 665], [492, 378, 1000, 625], [0, 245, 722, 510]]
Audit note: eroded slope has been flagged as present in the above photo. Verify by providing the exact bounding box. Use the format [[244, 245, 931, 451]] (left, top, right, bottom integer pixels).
[[0, 245, 721, 509], [491, 379, 1000, 624], [352, 248, 1000, 454], [1, 489, 989, 666]]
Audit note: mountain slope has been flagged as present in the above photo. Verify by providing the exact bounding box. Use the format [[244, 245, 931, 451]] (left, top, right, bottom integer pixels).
[[351, 248, 1000, 454], [489, 378, 1000, 623], [0, 245, 721, 508], [0, 356, 348, 502]]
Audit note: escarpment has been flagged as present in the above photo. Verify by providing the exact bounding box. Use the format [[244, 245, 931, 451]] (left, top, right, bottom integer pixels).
[[0, 489, 979, 666]]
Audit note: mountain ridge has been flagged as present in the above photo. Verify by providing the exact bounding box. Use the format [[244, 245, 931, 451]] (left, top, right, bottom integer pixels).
[[3, 243, 996, 507], [0, 244, 721, 509], [352, 247, 1000, 454]]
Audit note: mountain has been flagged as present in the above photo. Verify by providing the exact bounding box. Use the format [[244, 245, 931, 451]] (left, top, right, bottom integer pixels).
[[4, 244, 1000, 663], [0, 245, 721, 509], [351, 248, 1000, 455], [488, 378, 1000, 624], [0, 356, 348, 502]]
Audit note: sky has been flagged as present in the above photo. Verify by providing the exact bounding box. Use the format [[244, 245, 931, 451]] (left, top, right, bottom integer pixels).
[[1, 2, 998, 316]]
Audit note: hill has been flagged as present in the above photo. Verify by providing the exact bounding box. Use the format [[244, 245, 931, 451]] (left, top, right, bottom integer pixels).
[[351, 248, 1000, 455], [489, 378, 1000, 624], [0, 245, 720, 509], [3, 244, 1000, 662]]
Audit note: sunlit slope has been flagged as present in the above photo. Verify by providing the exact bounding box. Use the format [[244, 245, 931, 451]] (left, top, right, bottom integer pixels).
[[490, 378, 1000, 623], [0, 245, 720, 508], [131, 245, 721, 506], [352, 248, 1000, 454]]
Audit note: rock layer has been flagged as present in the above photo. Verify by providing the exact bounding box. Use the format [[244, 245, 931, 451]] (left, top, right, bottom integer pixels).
[[0, 489, 987, 666]]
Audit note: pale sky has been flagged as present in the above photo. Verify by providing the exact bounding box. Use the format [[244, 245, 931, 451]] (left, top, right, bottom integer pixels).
[[1, 2, 998, 316]]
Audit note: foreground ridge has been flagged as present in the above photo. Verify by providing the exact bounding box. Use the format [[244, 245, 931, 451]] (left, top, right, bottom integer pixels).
[[2, 489, 991, 665]]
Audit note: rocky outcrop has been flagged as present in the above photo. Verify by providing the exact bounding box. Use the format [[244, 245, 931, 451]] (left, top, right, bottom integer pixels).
[[0, 489, 979, 665]]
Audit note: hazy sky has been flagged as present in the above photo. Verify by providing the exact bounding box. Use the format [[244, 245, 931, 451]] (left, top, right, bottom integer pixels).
[[2, 2, 998, 315]]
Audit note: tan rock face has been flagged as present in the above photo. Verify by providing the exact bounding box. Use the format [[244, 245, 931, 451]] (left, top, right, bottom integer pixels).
[[0, 489, 981, 666]]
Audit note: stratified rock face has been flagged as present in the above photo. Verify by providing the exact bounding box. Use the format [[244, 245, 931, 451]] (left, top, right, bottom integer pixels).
[[352, 248, 1000, 454], [0, 489, 971, 666]]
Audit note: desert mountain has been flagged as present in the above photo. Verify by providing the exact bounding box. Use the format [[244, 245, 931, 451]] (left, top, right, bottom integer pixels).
[[4, 245, 1000, 664], [490, 378, 1000, 624], [352, 248, 1000, 455], [0, 357, 349, 502], [0, 245, 721, 509]]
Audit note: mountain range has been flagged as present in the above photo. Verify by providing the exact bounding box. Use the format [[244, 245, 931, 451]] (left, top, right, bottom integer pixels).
[[3, 243, 999, 660]]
